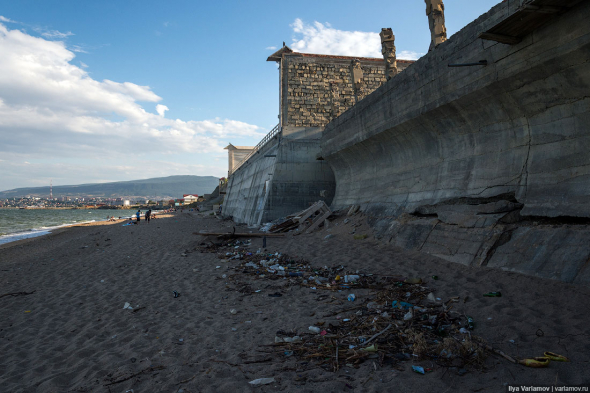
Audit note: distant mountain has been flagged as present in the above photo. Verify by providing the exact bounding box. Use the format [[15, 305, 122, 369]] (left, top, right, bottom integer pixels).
[[0, 175, 220, 199]]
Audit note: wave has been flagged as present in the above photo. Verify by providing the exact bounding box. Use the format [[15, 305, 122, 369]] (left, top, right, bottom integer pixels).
[[0, 228, 53, 245], [0, 219, 102, 246]]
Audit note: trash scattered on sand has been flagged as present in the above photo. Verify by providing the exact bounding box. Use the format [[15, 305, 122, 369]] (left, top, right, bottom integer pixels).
[[483, 292, 502, 297], [248, 377, 275, 385], [206, 247, 542, 375], [173, 291, 180, 298]]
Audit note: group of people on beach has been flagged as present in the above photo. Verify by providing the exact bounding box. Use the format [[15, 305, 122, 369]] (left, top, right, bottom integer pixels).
[[135, 209, 155, 223]]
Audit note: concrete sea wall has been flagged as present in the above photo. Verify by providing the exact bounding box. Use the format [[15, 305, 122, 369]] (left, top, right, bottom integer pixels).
[[321, 1, 590, 283], [223, 127, 335, 225]]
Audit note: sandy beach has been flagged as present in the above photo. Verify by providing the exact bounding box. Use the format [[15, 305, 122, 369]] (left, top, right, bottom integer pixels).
[[1, 209, 589, 392]]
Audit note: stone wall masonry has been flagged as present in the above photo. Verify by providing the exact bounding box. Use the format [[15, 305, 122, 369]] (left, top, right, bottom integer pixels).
[[283, 55, 412, 128]]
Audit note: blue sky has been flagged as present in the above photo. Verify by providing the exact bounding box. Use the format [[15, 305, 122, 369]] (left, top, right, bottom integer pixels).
[[0, 0, 499, 191]]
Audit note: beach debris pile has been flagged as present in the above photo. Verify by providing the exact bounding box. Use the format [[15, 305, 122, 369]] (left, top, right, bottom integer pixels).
[[218, 249, 490, 374], [265, 200, 333, 234], [272, 280, 487, 373]]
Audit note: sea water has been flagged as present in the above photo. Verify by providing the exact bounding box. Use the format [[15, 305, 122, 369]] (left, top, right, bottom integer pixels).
[[0, 209, 134, 245]]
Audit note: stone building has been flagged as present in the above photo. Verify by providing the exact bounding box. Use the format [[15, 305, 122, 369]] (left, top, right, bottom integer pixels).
[[268, 46, 414, 128]]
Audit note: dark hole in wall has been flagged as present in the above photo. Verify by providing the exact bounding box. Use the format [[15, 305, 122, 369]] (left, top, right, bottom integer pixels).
[[434, 192, 519, 206]]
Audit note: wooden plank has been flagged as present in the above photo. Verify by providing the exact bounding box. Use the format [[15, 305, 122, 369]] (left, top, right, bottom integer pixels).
[[298, 202, 324, 230], [305, 210, 332, 234]]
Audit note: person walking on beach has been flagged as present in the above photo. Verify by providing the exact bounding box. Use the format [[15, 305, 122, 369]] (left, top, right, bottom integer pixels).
[[145, 209, 151, 223], [136, 209, 141, 223]]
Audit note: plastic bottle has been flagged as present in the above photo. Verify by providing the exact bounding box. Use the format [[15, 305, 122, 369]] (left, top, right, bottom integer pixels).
[[309, 326, 321, 334], [344, 275, 360, 283]]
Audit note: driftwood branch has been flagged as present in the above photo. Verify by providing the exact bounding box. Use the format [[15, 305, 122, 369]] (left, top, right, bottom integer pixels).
[[474, 339, 517, 363], [363, 324, 392, 346], [0, 290, 36, 299]]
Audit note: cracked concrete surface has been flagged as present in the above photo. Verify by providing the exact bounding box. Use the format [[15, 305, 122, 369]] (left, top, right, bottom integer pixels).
[[321, 1, 590, 283]]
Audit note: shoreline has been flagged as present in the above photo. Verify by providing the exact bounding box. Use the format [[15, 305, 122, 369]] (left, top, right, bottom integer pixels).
[[0, 212, 175, 250]]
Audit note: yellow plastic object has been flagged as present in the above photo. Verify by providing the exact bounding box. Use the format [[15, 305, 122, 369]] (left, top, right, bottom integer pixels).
[[335, 275, 341, 281], [543, 352, 569, 362], [518, 358, 549, 368]]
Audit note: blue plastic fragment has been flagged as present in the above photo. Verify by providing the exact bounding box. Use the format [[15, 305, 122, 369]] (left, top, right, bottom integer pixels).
[[392, 300, 414, 309], [412, 365, 425, 375]]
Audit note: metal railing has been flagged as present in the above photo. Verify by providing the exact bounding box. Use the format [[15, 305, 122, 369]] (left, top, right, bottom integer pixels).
[[232, 123, 281, 173]]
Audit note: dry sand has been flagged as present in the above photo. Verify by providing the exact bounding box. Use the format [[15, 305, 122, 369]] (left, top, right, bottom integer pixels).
[[0, 209, 589, 392]]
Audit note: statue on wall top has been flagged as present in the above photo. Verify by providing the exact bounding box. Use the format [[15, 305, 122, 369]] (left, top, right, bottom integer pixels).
[[379, 28, 397, 81], [425, 0, 447, 51]]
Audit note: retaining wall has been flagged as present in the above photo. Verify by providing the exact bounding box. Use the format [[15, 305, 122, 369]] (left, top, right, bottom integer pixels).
[[322, 0, 590, 219], [223, 127, 335, 225], [321, 0, 590, 283]]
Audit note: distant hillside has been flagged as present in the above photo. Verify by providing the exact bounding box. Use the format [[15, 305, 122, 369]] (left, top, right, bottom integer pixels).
[[0, 175, 219, 199]]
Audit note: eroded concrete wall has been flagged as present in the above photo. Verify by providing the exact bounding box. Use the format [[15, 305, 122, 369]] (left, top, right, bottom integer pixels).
[[322, 1, 590, 219], [223, 142, 278, 225], [223, 127, 335, 225], [321, 1, 590, 283]]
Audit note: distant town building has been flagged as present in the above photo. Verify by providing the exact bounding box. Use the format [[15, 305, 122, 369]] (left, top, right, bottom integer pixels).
[[183, 194, 199, 204]]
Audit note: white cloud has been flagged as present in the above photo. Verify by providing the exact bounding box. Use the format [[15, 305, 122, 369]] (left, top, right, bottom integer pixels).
[[156, 104, 169, 117], [266, 46, 277, 50], [69, 45, 88, 53], [290, 19, 424, 60], [79, 61, 88, 68], [0, 22, 265, 189], [398, 50, 424, 61], [290, 18, 381, 58], [0, 16, 15, 23], [37, 28, 74, 39]]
